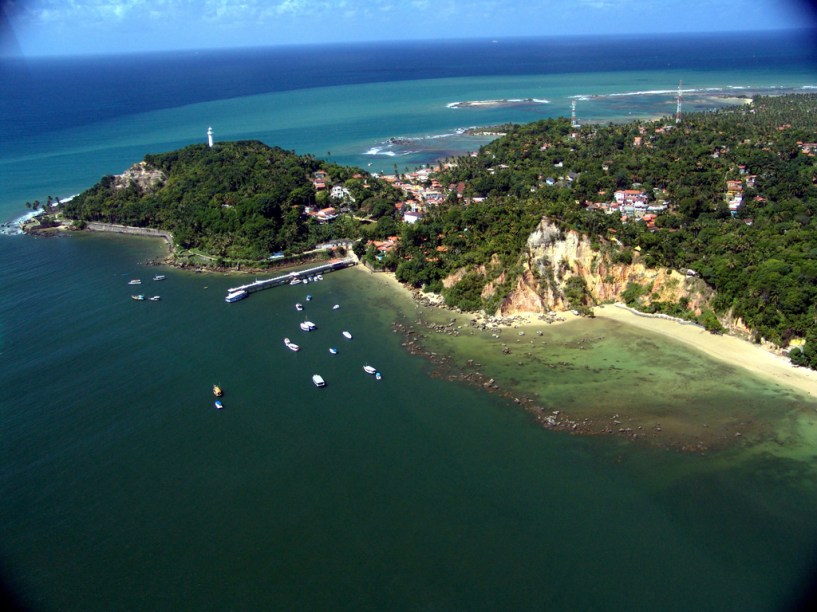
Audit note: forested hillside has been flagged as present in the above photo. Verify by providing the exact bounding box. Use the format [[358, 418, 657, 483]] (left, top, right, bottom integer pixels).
[[388, 95, 817, 368], [63, 141, 400, 260]]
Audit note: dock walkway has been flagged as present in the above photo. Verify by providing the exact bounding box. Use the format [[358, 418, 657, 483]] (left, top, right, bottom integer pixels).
[[226, 258, 356, 299]]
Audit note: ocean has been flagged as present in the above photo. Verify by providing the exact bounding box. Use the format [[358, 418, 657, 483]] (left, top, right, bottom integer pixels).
[[2, 33, 817, 610]]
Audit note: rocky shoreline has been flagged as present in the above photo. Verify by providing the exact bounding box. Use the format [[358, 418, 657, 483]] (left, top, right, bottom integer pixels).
[[370, 276, 730, 453], [390, 316, 725, 453]]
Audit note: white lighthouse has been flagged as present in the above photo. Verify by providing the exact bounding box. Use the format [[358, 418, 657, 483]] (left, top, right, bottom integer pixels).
[[207, 126, 214, 148]]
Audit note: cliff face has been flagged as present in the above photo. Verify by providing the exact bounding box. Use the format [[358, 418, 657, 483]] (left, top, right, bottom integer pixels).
[[453, 218, 713, 317], [113, 162, 165, 193]]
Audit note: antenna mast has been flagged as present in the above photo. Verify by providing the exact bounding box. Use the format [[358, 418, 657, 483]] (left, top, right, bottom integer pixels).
[[675, 81, 683, 124]]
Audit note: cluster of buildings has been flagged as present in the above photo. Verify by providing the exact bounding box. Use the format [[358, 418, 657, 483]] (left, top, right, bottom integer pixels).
[[305, 170, 357, 223], [724, 166, 758, 216], [586, 189, 668, 229]]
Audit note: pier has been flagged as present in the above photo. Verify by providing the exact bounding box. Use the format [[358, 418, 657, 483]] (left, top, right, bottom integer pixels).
[[226, 258, 356, 299]]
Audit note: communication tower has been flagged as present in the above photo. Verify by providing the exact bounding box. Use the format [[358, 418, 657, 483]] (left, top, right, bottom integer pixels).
[[571, 99, 580, 129], [675, 81, 683, 124]]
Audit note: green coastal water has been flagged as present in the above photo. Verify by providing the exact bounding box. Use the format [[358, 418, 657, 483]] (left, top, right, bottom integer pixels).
[[3, 234, 817, 610]]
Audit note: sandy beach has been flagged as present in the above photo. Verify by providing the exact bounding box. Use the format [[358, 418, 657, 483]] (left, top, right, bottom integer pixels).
[[363, 267, 817, 401], [593, 304, 817, 400]]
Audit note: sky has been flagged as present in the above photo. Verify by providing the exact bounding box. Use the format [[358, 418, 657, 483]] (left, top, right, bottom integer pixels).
[[1, 0, 816, 57]]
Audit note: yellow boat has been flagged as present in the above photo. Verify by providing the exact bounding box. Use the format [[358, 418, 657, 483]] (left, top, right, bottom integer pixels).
[[213, 385, 223, 397]]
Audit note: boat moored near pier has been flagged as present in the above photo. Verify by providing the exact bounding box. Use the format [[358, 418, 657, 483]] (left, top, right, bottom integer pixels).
[[225, 289, 248, 303]]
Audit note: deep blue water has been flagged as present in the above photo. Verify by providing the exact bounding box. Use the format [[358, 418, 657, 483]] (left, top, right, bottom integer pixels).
[[2, 30, 816, 142], [2, 34, 817, 610]]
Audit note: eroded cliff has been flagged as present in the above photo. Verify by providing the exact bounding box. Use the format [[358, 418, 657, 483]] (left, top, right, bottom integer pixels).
[[450, 218, 713, 317]]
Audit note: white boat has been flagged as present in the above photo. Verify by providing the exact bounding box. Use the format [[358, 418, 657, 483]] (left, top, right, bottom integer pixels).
[[332, 304, 340, 310], [300, 320, 317, 331], [290, 278, 301, 285], [128, 279, 142, 285], [215, 400, 223, 410], [284, 338, 300, 352], [131, 294, 145, 301], [295, 303, 303, 311], [302, 278, 309, 285], [375, 371, 382, 381], [225, 289, 248, 303], [306, 294, 312, 301], [342, 331, 352, 339], [149, 295, 161, 301], [329, 347, 338, 355], [312, 374, 326, 387], [363, 365, 377, 375], [153, 275, 166, 281]]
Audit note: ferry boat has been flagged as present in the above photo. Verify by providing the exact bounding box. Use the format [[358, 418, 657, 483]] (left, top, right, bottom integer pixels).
[[312, 374, 326, 388], [213, 385, 223, 397], [225, 289, 248, 303], [342, 331, 352, 339], [215, 400, 223, 410], [128, 279, 142, 285], [284, 338, 300, 352], [131, 294, 145, 301], [363, 364, 377, 375], [149, 295, 161, 301], [153, 275, 166, 281]]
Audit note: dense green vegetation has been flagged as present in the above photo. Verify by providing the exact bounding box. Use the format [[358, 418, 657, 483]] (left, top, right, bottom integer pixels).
[[63, 141, 400, 262], [390, 95, 817, 367]]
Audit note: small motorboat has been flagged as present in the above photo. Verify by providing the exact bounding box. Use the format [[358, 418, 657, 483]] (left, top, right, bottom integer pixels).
[[312, 374, 326, 388], [306, 294, 312, 301], [375, 371, 382, 381], [342, 331, 352, 339], [284, 338, 300, 352], [153, 275, 166, 281], [300, 320, 317, 331], [128, 279, 142, 285], [332, 304, 340, 310], [363, 364, 377, 375], [213, 385, 223, 397], [295, 303, 303, 311], [149, 295, 161, 301], [215, 400, 223, 410], [131, 294, 145, 301], [329, 347, 338, 355]]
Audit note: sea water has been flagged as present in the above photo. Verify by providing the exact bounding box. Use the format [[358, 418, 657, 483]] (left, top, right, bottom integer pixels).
[[2, 34, 817, 610]]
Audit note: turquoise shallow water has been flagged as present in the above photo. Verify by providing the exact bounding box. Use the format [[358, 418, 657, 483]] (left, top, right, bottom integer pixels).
[[3, 36, 817, 609]]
